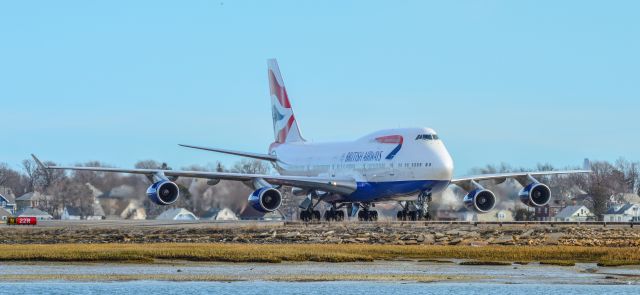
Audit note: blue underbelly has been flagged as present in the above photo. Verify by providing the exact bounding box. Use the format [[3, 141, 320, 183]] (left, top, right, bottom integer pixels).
[[328, 180, 450, 203]]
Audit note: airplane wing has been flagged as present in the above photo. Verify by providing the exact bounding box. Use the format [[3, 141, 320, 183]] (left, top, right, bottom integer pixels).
[[451, 158, 592, 185], [451, 169, 592, 184], [178, 144, 277, 162], [31, 154, 355, 195]]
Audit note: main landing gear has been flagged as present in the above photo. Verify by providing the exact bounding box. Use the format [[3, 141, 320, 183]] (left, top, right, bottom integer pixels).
[[324, 205, 346, 221], [300, 209, 321, 222], [299, 191, 322, 222], [397, 192, 432, 221], [357, 203, 378, 222]]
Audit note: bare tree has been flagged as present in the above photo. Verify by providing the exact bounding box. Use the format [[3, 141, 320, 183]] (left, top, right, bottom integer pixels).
[[232, 159, 271, 174], [135, 160, 165, 170], [48, 179, 93, 219]]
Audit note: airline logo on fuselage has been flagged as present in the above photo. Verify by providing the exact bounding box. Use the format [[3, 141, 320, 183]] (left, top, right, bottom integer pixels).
[[344, 151, 385, 162]]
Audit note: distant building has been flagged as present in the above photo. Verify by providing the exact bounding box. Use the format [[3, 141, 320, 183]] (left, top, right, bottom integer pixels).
[[554, 205, 595, 222], [98, 184, 146, 220], [61, 205, 105, 220], [261, 211, 285, 221], [458, 209, 514, 222], [0, 187, 17, 214], [0, 208, 12, 221], [201, 208, 239, 221], [534, 201, 566, 221], [156, 208, 198, 221], [15, 192, 52, 211], [17, 207, 53, 220], [603, 204, 640, 222], [434, 208, 459, 221]]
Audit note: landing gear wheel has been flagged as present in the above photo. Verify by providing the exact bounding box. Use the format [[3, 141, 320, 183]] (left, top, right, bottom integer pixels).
[[370, 210, 378, 221], [336, 210, 345, 221], [324, 210, 335, 221], [358, 210, 378, 221], [300, 211, 311, 222], [313, 210, 321, 221]]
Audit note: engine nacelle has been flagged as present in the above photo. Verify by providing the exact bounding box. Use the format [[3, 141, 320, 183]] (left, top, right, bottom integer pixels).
[[519, 182, 551, 207], [248, 187, 283, 213], [146, 180, 180, 205], [463, 189, 496, 213]]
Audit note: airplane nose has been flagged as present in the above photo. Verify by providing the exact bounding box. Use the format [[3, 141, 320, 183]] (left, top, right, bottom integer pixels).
[[433, 144, 454, 180]]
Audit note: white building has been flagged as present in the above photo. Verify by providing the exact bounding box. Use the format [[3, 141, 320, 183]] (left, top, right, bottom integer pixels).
[[0, 208, 12, 221], [458, 209, 514, 222], [201, 208, 238, 221], [554, 205, 595, 222], [156, 208, 198, 221], [603, 204, 640, 222], [0, 187, 16, 214], [17, 207, 53, 220], [61, 205, 105, 220]]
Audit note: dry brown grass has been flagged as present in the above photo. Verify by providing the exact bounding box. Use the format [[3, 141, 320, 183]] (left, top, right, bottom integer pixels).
[[0, 244, 640, 265]]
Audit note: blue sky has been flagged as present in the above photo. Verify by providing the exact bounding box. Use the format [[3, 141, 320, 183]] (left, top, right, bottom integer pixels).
[[1, 1, 638, 175]]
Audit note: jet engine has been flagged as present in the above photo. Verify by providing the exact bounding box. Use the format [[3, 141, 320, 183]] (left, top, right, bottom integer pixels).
[[519, 182, 551, 207], [147, 180, 180, 205], [248, 187, 283, 213], [463, 189, 496, 213]]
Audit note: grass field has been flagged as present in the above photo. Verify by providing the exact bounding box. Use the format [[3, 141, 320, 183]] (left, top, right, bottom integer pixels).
[[0, 244, 640, 266]]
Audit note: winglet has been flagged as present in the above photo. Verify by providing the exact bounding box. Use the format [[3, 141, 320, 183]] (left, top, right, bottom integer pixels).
[[583, 158, 592, 171], [31, 154, 48, 170]]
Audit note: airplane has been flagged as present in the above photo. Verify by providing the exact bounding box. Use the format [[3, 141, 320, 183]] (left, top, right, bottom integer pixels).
[[32, 59, 592, 222]]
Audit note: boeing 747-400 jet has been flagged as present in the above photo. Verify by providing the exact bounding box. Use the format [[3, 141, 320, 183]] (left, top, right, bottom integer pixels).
[[33, 59, 591, 221]]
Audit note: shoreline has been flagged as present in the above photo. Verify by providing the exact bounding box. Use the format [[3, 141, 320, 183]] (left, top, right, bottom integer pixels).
[[0, 260, 638, 285]]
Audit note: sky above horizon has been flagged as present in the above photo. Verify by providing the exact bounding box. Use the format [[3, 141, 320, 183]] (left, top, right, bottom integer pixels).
[[1, 1, 638, 176]]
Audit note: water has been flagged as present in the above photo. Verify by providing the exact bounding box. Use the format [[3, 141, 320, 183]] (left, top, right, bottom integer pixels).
[[2, 281, 639, 295], [1, 261, 639, 294]]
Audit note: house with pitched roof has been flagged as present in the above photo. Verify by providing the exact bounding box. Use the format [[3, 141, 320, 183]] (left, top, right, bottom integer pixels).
[[0, 208, 12, 221], [201, 208, 239, 221], [156, 208, 198, 221], [16, 207, 53, 220], [15, 192, 52, 211], [0, 187, 16, 214], [603, 204, 640, 222], [554, 205, 595, 222]]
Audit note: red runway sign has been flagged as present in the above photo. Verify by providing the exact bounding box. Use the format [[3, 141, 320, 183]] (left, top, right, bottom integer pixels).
[[6, 217, 37, 225]]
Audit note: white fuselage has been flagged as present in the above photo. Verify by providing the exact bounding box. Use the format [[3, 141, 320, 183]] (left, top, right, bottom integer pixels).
[[270, 127, 454, 202]]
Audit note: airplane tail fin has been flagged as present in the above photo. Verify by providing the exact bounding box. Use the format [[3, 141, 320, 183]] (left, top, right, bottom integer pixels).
[[268, 59, 305, 144]]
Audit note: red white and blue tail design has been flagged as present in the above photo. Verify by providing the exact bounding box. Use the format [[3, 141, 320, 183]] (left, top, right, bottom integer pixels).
[[268, 59, 305, 144]]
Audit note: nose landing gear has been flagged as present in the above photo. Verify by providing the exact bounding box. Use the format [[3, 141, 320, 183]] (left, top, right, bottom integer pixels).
[[397, 192, 432, 221]]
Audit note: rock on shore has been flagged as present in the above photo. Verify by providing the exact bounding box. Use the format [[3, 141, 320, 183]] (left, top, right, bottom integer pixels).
[[2, 222, 640, 246]]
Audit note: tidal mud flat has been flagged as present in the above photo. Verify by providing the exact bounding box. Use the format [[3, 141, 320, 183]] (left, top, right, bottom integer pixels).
[[0, 260, 639, 285]]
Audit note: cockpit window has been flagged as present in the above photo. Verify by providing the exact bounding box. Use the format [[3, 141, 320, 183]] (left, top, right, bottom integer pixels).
[[415, 134, 438, 140]]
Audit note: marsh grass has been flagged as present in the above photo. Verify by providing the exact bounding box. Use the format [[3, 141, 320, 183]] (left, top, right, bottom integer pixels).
[[597, 260, 640, 267], [1, 244, 640, 265]]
